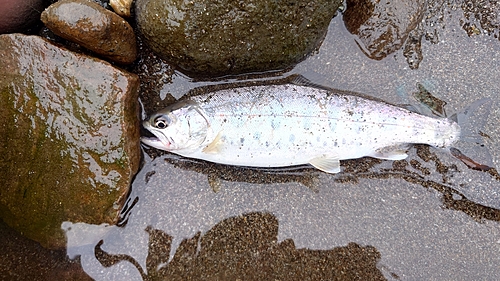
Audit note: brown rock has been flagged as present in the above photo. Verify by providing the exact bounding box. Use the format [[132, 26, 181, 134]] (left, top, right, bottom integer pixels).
[[0, 219, 93, 280], [41, 0, 137, 64], [110, 0, 133, 17], [0, 0, 45, 34], [0, 34, 140, 248], [343, 0, 425, 60]]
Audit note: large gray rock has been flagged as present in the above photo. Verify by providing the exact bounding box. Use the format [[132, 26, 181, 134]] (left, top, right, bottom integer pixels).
[[135, 0, 342, 77], [0, 34, 140, 249]]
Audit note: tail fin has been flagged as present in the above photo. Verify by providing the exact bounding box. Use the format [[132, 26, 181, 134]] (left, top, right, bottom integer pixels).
[[449, 98, 493, 171]]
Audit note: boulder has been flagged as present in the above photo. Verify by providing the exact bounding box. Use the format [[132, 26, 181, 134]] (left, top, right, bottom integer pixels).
[[0, 34, 140, 248], [135, 0, 342, 77]]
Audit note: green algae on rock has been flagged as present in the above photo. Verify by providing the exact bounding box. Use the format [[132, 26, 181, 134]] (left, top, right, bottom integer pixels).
[[41, 0, 137, 64], [135, 0, 342, 77], [0, 34, 140, 249]]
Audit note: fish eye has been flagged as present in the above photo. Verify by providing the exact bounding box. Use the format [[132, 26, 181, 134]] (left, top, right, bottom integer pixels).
[[154, 116, 170, 129]]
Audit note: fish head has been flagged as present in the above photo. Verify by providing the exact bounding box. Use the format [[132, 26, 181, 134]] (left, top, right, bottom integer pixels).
[[141, 101, 209, 152]]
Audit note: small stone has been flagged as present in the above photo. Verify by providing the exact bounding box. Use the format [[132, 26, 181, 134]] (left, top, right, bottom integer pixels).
[[110, 0, 133, 17], [0, 34, 140, 248], [41, 0, 137, 64]]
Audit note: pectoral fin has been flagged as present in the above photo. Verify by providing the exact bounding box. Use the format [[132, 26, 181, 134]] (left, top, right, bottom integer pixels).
[[309, 156, 341, 174], [202, 131, 224, 154]]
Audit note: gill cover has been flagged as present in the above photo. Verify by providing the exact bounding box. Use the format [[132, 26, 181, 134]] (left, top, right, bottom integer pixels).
[[142, 101, 210, 152]]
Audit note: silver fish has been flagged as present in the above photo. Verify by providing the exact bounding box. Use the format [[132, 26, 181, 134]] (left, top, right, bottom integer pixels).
[[142, 78, 490, 173]]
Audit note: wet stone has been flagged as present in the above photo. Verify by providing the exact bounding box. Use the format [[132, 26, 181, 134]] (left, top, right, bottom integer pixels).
[[0, 34, 140, 248], [343, 0, 425, 60], [41, 0, 137, 64], [110, 0, 134, 17], [0, 0, 45, 34], [135, 0, 342, 77], [0, 219, 93, 280]]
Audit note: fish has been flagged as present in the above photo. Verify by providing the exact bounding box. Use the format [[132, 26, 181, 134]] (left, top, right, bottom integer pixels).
[[141, 76, 492, 173]]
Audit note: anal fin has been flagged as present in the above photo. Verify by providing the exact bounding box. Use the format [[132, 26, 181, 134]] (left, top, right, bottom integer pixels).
[[309, 156, 341, 174]]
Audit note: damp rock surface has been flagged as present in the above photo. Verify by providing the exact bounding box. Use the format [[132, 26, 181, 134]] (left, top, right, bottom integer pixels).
[[0, 0, 45, 34], [0, 34, 140, 249], [41, 0, 137, 64], [343, 0, 425, 60], [135, 0, 342, 77]]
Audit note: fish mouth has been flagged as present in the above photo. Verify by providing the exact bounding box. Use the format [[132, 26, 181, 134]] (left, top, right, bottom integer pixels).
[[140, 126, 172, 150], [140, 136, 172, 150]]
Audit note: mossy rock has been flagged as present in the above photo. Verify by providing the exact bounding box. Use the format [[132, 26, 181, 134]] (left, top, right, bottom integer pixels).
[[136, 0, 342, 77], [0, 34, 140, 248]]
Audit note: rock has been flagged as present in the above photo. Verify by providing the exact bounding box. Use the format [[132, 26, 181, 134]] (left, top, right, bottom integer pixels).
[[0, 219, 93, 280], [0, 0, 45, 34], [343, 0, 425, 60], [41, 0, 137, 65], [0, 34, 140, 249], [135, 0, 342, 77], [110, 0, 133, 17]]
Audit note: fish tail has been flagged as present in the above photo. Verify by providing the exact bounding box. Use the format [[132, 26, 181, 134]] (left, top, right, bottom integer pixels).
[[449, 98, 493, 170]]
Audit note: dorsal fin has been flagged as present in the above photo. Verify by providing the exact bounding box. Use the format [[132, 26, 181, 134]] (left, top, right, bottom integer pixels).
[[290, 75, 335, 92]]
